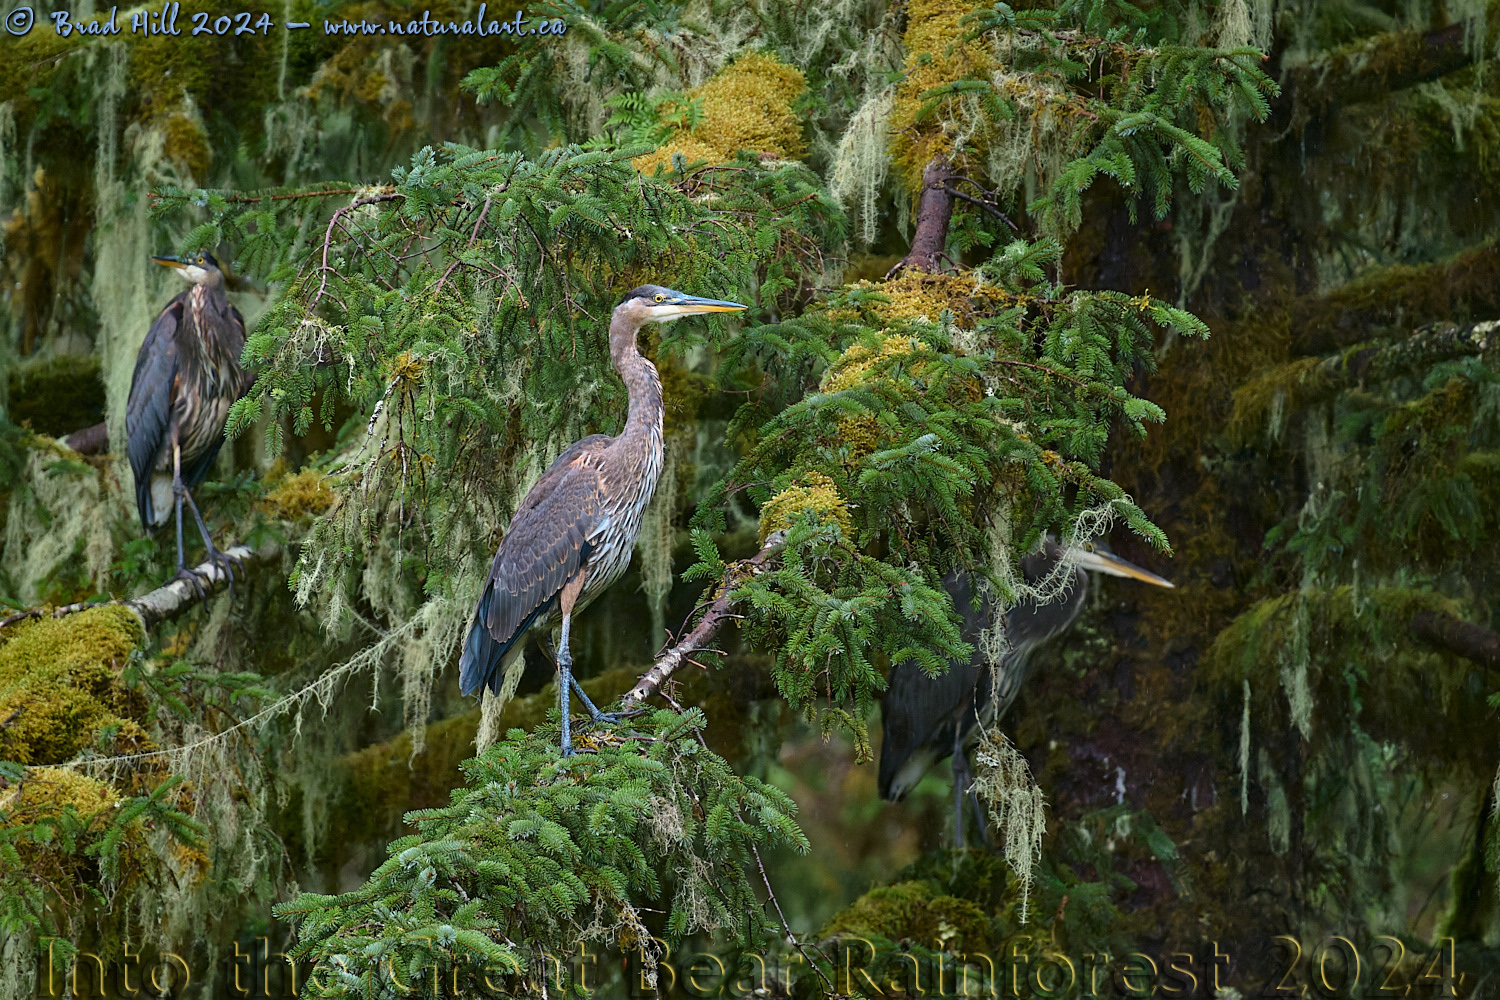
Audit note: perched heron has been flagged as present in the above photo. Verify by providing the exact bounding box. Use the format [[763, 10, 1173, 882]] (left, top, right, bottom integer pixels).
[[458, 285, 747, 756], [125, 253, 251, 588], [878, 538, 1174, 846]]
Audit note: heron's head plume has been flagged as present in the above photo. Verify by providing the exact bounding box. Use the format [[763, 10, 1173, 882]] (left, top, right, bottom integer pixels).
[[616, 285, 747, 327], [151, 252, 223, 286]]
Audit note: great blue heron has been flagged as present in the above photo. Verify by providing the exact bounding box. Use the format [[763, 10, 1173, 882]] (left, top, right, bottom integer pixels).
[[125, 253, 251, 589], [458, 285, 747, 756], [879, 538, 1174, 846]]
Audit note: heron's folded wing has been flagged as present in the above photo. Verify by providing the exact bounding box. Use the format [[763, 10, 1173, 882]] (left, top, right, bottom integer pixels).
[[124, 300, 183, 529], [484, 451, 606, 646]]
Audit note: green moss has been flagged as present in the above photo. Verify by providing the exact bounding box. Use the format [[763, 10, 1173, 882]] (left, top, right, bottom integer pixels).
[[0, 606, 144, 765], [758, 472, 854, 541], [819, 880, 993, 954]]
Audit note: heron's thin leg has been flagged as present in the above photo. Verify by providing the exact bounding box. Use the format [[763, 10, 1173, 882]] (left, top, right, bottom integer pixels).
[[557, 612, 575, 757], [181, 486, 239, 599], [952, 751, 968, 851], [568, 674, 638, 724], [173, 442, 186, 571], [969, 787, 992, 850], [169, 439, 206, 599]]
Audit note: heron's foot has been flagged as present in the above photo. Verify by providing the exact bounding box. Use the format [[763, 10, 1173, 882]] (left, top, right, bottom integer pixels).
[[589, 708, 643, 725], [168, 565, 210, 603], [203, 544, 245, 600], [566, 674, 642, 725]]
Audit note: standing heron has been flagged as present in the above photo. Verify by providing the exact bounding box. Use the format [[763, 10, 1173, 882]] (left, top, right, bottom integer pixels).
[[125, 253, 251, 588], [458, 285, 747, 756], [878, 538, 1173, 846]]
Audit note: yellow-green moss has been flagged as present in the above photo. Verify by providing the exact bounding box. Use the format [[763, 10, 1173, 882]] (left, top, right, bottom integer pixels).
[[263, 470, 337, 521], [0, 607, 143, 765], [634, 53, 807, 174], [1, 767, 151, 895], [758, 472, 854, 541], [818, 334, 942, 463], [819, 880, 992, 953], [888, 0, 995, 194], [821, 335, 929, 394]]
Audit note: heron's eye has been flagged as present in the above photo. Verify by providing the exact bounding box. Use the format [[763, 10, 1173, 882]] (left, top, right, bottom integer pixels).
[[654, 293, 665, 303]]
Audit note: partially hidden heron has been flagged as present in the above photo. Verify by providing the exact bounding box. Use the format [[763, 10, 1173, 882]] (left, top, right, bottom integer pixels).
[[125, 253, 251, 589], [878, 538, 1174, 846], [458, 285, 747, 756]]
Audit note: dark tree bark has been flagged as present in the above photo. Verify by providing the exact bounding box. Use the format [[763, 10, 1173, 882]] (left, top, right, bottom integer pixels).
[[898, 157, 960, 275], [1411, 609, 1500, 670], [63, 420, 108, 455]]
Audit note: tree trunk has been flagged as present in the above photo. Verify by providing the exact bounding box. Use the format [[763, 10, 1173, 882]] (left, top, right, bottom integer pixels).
[[899, 156, 959, 275]]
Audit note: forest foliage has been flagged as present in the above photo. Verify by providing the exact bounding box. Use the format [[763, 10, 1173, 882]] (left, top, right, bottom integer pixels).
[[2, 0, 1500, 993]]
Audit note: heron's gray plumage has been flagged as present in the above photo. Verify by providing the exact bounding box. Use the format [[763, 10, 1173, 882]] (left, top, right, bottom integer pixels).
[[458, 286, 739, 725], [125, 253, 250, 538], [878, 540, 1085, 802]]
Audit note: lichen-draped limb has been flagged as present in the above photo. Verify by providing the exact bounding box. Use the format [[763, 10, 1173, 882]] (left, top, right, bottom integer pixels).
[[622, 531, 787, 709], [1287, 21, 1481, 114], [1229, 320, 1497, 445]]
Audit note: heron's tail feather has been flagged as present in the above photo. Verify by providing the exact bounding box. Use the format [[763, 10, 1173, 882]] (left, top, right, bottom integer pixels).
[[459, 581, 543, 696], [139, 473, 174, 530]]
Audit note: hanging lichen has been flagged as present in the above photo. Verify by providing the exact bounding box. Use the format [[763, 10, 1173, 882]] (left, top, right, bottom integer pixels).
[[1, 443, 120, 606], [971, 728, 1046, 923], [829, 89, 895, 246]]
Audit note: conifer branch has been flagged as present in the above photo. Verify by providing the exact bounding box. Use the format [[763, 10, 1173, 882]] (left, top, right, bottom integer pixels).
[[622, 532, 787, 708]]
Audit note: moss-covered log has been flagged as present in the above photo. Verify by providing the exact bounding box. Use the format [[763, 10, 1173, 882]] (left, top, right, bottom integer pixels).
[[1290, 22, 1478, 113], [1292, 245, 1500, 354]]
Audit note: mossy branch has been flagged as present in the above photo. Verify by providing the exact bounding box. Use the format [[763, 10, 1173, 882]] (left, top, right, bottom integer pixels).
[[1292, 244, 1500, 355], [1291, 22, 1478, 114], [1231, 320, 1497, 444]]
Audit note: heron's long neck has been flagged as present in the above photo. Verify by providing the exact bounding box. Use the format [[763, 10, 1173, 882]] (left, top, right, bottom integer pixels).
[[609, 314, 664, 491]]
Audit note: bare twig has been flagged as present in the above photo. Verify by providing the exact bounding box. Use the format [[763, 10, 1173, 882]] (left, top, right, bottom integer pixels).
[[621, 532, 786, 708], [754, 843, 836, 992]]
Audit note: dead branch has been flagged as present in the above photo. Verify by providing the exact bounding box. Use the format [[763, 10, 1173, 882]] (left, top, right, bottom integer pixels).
[[894, 156, 960, 276], [0, 544, 280, 633], [621, 532, 786, 708], [1412, 609, 1500, 671], [62, 421, 109, 455]]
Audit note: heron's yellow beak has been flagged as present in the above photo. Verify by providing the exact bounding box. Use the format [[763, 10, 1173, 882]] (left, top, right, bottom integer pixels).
[[1071, 548, 1175, 588], [151, 256, 188, 269], [673, 294, 748, 314]]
